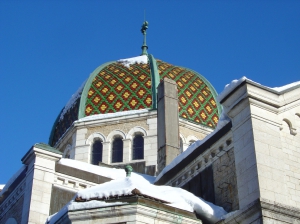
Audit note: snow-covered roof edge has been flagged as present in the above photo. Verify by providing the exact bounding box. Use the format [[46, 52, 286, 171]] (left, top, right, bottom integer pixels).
[[59, 80, 86, 121], [58, 158, 156, 183], [157, 77, 300, 183], [271, 80, 300, 92], [217, 77, 300, 103], [48, 176, 227, 224], [76, 108, 150, 123], [117, 55, 148, 68]]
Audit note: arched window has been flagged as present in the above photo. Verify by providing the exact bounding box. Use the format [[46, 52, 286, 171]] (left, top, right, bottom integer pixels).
[[132, 134, 144, 160], [91, 138, 103, 165], [112, 136, 123, 163]]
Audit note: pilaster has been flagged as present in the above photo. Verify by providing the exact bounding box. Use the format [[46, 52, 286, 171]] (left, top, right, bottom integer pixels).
[[21, 144, 62, 224], [157, 78, 180, 174]]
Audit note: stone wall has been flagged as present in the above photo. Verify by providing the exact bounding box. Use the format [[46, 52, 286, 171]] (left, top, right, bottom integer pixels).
[[220, 79, 300, 222], [50, 186, 76, 215], [55, 109, 213, 172], [159, 123, 239, 212], [86, 119, 148, 137], [279, 110, 300, 208], [21, 145, 62, 224], [213, 148, 239, 212]]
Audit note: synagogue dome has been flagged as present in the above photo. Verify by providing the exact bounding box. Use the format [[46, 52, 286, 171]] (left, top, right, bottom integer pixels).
[[49, 54, 221, 147], [49, 21, 221, 147]]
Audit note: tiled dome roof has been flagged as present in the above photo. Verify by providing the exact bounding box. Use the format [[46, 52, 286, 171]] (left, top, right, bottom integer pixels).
[[49, 55, 221, 147]]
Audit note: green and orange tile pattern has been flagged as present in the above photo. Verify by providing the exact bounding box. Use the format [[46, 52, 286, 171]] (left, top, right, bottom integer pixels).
[[85, 62, 152, 116], [156, 60, 219, 128], [51, 59, 219, 146]]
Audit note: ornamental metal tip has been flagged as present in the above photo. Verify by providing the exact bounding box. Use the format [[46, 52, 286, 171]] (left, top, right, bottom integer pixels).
[[141, 21, 148, 55], [125, 165, 133, 177]]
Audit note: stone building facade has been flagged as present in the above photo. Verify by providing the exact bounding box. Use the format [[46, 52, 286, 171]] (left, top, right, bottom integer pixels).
[[0, 26, 300, 223], [156, 79, 300, 223]]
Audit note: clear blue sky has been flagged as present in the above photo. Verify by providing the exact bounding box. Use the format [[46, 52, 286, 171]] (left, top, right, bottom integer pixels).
[[1, 1, 299, 184]]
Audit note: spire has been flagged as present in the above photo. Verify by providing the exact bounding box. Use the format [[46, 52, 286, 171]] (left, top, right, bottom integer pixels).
[[141, 21, 148, 55]]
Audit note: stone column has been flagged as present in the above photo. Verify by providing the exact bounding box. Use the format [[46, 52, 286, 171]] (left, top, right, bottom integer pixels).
[[21, 144, 62, 224], [157, 78, 180, 174], [122, 139, 132, 163], [102, 142, 111, 164], [74, 128, 89, 163]]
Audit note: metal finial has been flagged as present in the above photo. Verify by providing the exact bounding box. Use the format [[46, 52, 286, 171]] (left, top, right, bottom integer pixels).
[[141, 20, 148, 55], [125, 165, 133, 177]]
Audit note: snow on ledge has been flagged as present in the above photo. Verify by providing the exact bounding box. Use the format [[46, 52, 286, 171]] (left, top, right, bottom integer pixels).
[[58, 158, 155, 183], [217, 77, 300, 103], [117, 55, 148, 68], [271, 81, 300, 92], [47, 177, 227, 224], [76, 109, 150, 123], [217, 76, 247, 102]]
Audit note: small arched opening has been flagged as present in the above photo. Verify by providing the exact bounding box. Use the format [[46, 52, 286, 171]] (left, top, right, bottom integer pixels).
[[132, 133, 144, 160], [112, 136, 123, 163], [91, 138, 103, 165]]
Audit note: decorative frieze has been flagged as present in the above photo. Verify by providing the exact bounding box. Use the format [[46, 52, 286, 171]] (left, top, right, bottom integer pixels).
[[167, 134, 233, 188], [0, 179, 25, 220]]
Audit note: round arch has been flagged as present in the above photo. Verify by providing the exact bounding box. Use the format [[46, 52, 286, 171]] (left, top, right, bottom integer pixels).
[[86, 132, 106, 145], [107, 130, 126, 142], [127, 126, 147, 140]]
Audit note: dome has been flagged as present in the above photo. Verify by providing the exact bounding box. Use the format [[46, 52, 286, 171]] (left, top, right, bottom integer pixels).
[[49, 55, 221, 147]]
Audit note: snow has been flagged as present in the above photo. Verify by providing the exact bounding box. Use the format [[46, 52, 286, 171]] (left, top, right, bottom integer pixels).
[[59, 81, 86, 121], [155, 109, 230, 183], [271, 81, 300, 92], [217, 77, 300, 102], [47, 159, 155, 223], [58, 158, 155, 184], [48, 176, 227, 224], [76, 109, 149, 123], [217, 76, 247, 102], [49, 159, 227, 223], [0, 165, 26, 197], [117, 55, 148, 68], [156, 76, 300, 185], [76, 177, 227, 222], [48, 77, 300, 223]]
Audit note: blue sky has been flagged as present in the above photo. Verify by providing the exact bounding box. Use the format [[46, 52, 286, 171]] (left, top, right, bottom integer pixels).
[[0, 1, 299, 184]]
